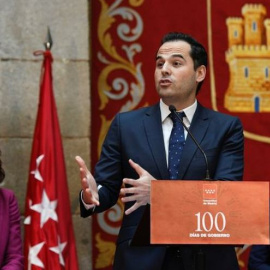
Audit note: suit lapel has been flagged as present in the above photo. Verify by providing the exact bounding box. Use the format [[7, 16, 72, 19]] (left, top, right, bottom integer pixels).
[[143, 104, 169, 180], [178, 103, 209, 179]]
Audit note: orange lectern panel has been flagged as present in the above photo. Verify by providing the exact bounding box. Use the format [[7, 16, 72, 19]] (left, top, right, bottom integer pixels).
[[151, 181, 269, 245]]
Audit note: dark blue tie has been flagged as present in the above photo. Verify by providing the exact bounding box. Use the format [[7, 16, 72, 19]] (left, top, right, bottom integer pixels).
[[168, 112, 186, 180]]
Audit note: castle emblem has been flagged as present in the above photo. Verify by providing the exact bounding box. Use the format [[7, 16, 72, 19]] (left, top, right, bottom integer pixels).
[[225, 4, 270, 112]]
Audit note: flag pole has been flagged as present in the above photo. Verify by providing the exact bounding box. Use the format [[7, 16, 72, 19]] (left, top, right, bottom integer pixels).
[[24, 26, 79, 270], [44, 26, 53, 50]]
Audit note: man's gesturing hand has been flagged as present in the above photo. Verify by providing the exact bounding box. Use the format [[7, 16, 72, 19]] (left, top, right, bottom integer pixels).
[[120, 159, 156, 215], [75, 156, 100, 206]]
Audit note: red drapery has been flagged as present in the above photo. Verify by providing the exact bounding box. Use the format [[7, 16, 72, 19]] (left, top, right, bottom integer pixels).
[[91, 0, 270, 269]]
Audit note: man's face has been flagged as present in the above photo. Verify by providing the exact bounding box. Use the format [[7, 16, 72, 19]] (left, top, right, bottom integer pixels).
[[154, 40, 205, 108]]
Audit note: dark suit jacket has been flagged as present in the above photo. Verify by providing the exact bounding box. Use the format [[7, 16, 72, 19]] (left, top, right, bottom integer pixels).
[[80, 102, 244, 270], [248, 245, 270, 270], [0, 188, 24, 269]]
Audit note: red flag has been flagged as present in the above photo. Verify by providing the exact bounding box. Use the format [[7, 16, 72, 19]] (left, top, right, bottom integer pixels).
[[24, 50, 79, 270]]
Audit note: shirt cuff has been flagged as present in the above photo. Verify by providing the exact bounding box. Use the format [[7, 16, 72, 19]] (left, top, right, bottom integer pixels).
[[80, 190, 96, 211]]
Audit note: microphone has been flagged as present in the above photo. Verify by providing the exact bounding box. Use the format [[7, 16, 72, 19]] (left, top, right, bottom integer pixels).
[[169, 105, 210, 180]]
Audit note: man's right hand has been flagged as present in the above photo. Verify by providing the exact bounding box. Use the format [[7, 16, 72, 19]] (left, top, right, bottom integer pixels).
[[75, 156, 100, 206]]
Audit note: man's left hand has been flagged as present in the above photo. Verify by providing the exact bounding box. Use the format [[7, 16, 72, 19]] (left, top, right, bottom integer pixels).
[[120, 159, 156, 215]]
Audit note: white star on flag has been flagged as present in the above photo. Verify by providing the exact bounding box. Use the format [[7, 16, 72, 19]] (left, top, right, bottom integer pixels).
[[24, 199, 33, 225], [31, 190, 58, 227], [28, 242, 45, 269], [49, 236, 67, 266], [31, 154, 45, 182]]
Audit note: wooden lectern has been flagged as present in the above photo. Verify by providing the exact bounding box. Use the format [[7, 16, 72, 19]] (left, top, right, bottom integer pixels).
[[132, 180, 269, 246], [151, 180, 269, 245]]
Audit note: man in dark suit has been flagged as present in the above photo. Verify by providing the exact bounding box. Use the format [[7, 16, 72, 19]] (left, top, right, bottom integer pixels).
[[248, 245, 270, 270], [76, 32, 244, 270]]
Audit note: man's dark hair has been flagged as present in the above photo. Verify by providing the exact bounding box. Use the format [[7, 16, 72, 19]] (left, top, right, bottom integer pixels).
[[0, 150, 5, 183], [160, 32, 208, 94]]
